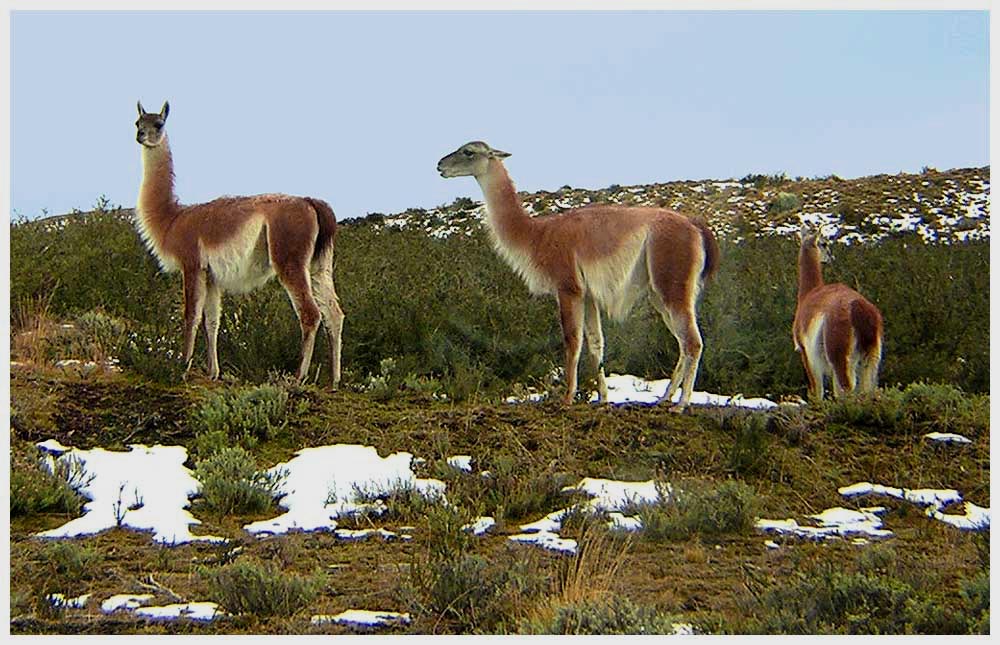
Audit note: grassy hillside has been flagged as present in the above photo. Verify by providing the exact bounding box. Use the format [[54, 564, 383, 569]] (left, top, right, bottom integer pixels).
[[9, 166, 990, 634], [10, 166, 990, 399]]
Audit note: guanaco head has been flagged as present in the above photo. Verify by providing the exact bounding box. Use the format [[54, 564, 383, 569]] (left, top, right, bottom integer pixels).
[[437, 141, 511, 178], [135, 101, 170, 148], [799, 224, 834, 263]]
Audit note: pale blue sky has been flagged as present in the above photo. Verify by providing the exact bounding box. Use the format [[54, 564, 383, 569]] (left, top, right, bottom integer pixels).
[[11, 10, 989, 220]]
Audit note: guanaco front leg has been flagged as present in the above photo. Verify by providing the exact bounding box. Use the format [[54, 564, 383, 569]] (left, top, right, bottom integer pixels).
[[181, 266, 207, 378], [202, 275, 222, 379], [557, 290, 585, 405]]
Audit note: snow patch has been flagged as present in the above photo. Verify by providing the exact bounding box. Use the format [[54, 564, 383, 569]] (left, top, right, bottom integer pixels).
[[334, 527, 410, 541], [508, 530, 578, 554], [923, 432, 972, 445], [311, 609, 411, 628], [446, 455, 473, 472], [840, 481, 989, 531], [101, 594, 155, 613], [512, 478, 666, 552], [47, 593, 92, 609], [756, 506, 892, 540], [243, 444, 446, 537], [462, 516, 496, 535], [506, 373, 775, 409], [34, 442, 226, 545], [134, 602, 222, 622]]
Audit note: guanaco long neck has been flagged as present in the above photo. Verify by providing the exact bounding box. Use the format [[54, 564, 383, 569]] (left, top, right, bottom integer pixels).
[[476, 159, 537, 250], [136, 137, 181, 249], [797, 244, 824, 303]]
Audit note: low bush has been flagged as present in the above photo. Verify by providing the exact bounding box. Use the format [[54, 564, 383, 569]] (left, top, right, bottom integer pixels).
[[200, 559, 324, 617], [38, 541, 105, 582], [639, 479, 759, 541], [447, 453, 574, 526], [10, 442, 87, 517], [9, 182, 990, 399], [193, 445, 285, 517], [767, 192, 802, 214], [819, 382, 988, 436], [403, 504, 548, 633], [742, 546, 990, 634], [523, 595, 682, 635], [189, 383, 304, 456]]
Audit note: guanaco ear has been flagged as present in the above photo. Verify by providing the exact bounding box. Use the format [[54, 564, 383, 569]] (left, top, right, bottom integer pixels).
[[137, 101, 146, 116], [159, 101, 170, 121], [490, 147, 511, 159]]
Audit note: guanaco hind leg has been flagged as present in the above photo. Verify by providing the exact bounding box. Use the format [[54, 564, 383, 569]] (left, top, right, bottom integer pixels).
[[557, 290, 585, 405], [582, 295, 609, 403], [275, 267, 321, 382], [311, 263, 344, 388]]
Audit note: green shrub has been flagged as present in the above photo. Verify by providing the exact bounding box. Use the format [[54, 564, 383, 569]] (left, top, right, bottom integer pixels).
[[743, 551, 990, 635], [193, 445, 285, 517], [189, 384, 302, 456], [449, 454, 574, 526], [10, 443, 87, 517], [524, 595, 682, 635], [818, 383, 988, 436], [38, 541, 105, 582], [724, 413, 772, 476], [959, 570, 990, 634], [10, 182, 990, 398], [75, 309, 128, 362], [639, 479, 759, 541], [200, 559, 324, 617], [345, 480, 440, 524], [403, 504, 547, 633], [767, 192, 802, 214]]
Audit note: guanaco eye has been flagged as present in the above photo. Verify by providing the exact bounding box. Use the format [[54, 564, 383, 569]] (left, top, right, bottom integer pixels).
[[462, 150, 474, 157]]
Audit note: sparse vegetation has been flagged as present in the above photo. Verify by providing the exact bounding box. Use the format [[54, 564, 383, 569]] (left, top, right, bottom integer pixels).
[[189, 383, 304, 456], [8, 166, 990, 635], [524, 595, 682, 635], [10, 440, 87, 518], [403, 503, 549, 633], [193, 446, 286, 517], [201, 558, 325, 618], [739, 544, 990, 635], [638, 479, 759, 541]]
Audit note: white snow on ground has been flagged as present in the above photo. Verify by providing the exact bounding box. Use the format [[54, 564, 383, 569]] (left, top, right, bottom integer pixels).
[[334, 528, 410, 541], [594, 374, 777, 409], [923, 431, 973, 445], [511, 478, 666, 553], [447, 455, 473, 472], [756, 506, 892, 541], [506, 373, 777, 409], [839, 482, 963, 508], [311, 610, 412, 628], [508, 530, 579, 554], [840, 481, 990, 530], [134, 602, 222, 622], [243, 444, 446, 537], [929, 502, 991, 530], [564, 477, 663, 509], [34, 441, 225, 545], [462, 516, 496, 535], [101, 594, 155, 613], [47, 593, 92, 609]]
